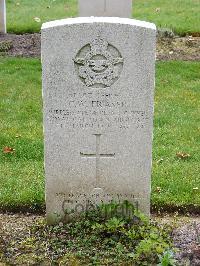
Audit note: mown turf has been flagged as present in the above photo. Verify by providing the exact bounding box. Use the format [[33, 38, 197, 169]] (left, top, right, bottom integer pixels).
[[7, 0, 77, 34], [152, 61, 200, 212], [6, 0, 200, 35], [134, 0, 200, 36], [0, 58, 44, 211], [0, 58, 199, 212]]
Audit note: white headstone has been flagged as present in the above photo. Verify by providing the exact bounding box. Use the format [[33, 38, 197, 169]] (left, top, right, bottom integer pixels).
[[0, 0, 6, 33], [79, 0, 132, 18], [42, 17, 156, 224]]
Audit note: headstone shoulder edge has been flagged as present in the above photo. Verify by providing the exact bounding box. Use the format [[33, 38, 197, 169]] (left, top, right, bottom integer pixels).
[[41, 17, 156, 31]]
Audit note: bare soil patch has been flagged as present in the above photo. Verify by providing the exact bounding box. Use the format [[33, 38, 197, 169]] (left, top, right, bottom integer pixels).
[[0, 33, 40, 58], [0, 213, 200, 265], [157, 36, 200, 61], [0, 33, 200, 61]]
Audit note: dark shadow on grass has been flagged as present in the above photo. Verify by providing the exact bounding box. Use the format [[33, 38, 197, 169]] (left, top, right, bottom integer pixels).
[[151, 204, 200, 215], [0, 203, 46, 215], [0, 203, 200, 216]]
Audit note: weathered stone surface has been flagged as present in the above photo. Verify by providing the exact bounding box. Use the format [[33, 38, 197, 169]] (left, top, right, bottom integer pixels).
[[79, 0, 132, 18], [42, 17, 156, 224], [0, 0, 6, 33]]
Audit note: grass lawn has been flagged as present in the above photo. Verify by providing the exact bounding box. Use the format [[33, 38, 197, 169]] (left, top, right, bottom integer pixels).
[[6, 0, 200, 35], [153, 61, 200, 212], [0, 58, 200, 213], [134, 0, 200, 36], [0, 58, 44, 211]]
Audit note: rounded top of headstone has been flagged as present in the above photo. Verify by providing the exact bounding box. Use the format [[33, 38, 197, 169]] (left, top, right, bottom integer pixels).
[[41, 17, 156, 31]]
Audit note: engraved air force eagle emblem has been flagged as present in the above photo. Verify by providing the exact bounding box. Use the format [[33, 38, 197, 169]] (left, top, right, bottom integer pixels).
[[74, 38, 123, 88]]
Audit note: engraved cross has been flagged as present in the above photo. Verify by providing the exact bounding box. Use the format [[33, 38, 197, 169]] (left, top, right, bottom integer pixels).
[[80, 134, 115, 187]]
